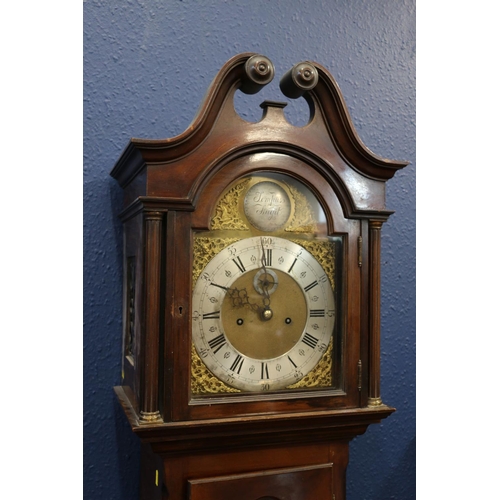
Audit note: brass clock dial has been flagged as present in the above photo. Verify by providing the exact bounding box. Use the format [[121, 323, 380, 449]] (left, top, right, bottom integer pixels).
[[192, 236, 335, 392]]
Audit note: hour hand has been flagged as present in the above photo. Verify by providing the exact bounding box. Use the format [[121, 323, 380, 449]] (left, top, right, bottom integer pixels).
[[210, 282, 259, 311], [229, 287, 271, 320]]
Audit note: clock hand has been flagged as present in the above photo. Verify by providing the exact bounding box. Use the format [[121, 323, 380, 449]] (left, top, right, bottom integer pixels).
[[231, 287, 260, 311], [211, 282, 261, 312], [254, 239, 275, 321], [210, 282, 232, 292], [259, 239, 272, 308]]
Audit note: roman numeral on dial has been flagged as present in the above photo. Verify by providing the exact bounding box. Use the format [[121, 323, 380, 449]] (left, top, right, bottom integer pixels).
[[261, 362, 269, 379], [302, 332, 319, 349], [232, 256, 246, 273], [229, 354, 244, 374], [208, 333, 226, 353], [310, 309, 325, 317], [304, 281, 318, 292], [263, 249, 272, 266]]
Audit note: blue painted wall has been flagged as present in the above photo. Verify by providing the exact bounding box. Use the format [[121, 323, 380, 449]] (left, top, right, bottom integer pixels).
[[83, 1, 415, 498]]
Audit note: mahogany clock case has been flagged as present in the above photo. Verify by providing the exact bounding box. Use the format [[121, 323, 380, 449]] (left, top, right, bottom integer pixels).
[[110, 53, 408, 499]]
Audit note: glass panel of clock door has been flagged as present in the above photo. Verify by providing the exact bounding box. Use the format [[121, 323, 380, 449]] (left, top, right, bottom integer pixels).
[[191, 173, 344, 398]]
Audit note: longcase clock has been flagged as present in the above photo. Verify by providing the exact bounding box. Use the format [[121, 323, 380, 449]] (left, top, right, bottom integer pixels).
[[111, 53, 408, 500]]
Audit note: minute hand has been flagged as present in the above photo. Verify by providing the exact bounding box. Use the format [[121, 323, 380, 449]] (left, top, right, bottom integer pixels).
[[259, 239, 273, 307]]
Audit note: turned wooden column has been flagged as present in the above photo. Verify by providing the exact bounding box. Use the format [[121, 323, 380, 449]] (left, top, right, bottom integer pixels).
[[140, 210, 163, 423], [368, 220, 383, 407]]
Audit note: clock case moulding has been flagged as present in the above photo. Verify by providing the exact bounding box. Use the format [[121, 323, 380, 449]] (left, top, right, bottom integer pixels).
[[110, 52, 408, 464]]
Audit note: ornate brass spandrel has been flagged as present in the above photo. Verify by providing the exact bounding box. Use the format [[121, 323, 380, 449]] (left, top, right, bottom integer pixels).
[[285, 183, 317, 233], [191, 343, 240, 394], [291, 238, 336, 292], [192, 236, 241, 286], [211, 178, 250, 230], [287, 339, 333, 389]]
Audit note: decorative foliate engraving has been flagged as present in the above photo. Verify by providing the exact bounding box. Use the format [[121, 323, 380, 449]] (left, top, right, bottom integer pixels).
[[192, 237, 241, 286], [210, 178, 250, 230], [285, 183, 317, 233]]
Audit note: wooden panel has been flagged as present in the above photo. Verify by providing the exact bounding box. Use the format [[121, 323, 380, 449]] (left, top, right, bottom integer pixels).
[[188, 464, 333, 500], [154, 441, 349, 500]]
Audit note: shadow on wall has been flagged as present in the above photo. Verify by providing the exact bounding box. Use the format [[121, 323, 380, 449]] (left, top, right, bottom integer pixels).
[[114, 398, 141, 500], [374, 436, 416, 500]]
